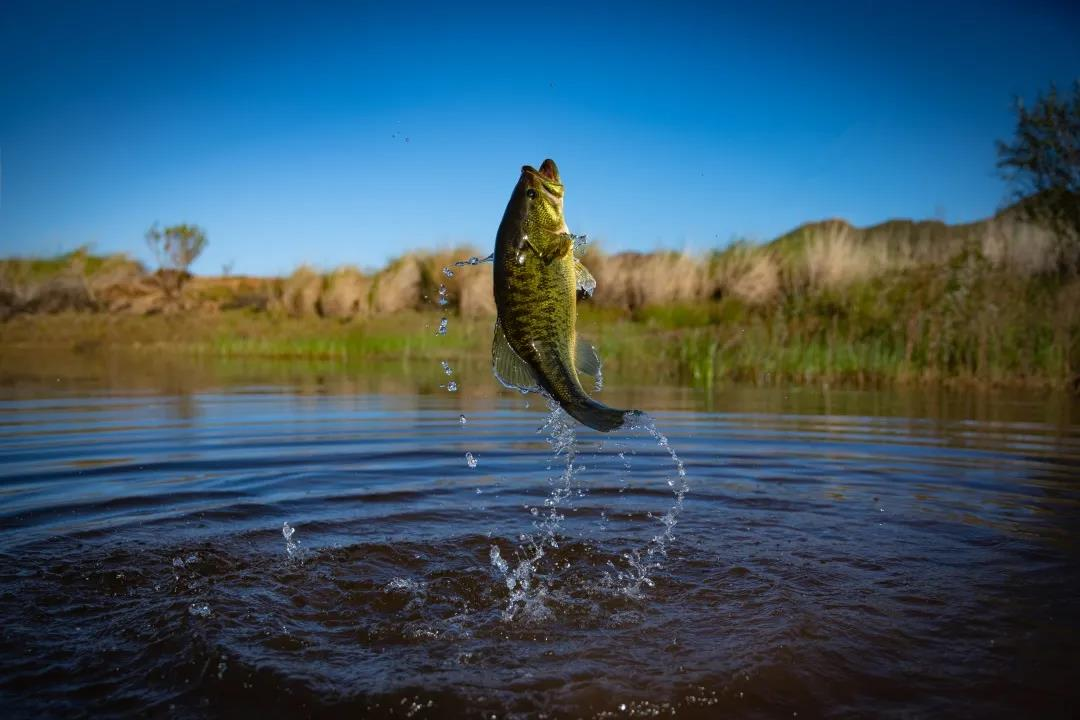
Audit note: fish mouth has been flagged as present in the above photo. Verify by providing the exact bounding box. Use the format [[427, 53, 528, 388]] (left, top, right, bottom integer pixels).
[[521, 159, 564, 199]]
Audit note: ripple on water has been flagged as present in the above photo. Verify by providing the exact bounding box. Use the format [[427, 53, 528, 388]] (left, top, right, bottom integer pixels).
[[0, 387, 1078, 717]]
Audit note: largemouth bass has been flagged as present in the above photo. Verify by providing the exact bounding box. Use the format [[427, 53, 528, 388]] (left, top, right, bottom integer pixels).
[[492, 159, 639, 432]]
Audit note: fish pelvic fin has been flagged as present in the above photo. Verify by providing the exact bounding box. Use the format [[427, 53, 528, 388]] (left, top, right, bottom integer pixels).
[[574, 337, 601, 377], [492, 318, 541, 393]]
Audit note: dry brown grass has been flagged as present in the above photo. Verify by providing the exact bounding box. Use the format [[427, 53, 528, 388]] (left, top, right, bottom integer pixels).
[[319, 266, 371, 319], [458, 265, 495, 317], [707, 242, 781, 305], [278, 265, 322, 317], [801, 224, 893, 291], [726, 252, 781, 305], [979, 217, 1064, 276], [371, 256, 421, 314], [4, 204, 1076, 327], [588, 249, 707, 310]]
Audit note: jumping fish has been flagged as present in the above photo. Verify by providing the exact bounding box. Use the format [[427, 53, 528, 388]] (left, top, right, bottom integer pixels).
[[492, 159, 639, 432]]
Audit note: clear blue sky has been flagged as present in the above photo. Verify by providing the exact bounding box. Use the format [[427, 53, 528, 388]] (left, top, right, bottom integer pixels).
[[2, 1, 1078, 275]]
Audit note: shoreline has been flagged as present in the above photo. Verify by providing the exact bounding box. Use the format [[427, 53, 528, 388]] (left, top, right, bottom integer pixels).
[[2, 309, 1076, 394]]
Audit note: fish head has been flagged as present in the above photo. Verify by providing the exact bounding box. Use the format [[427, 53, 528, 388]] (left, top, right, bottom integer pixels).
[[515, 159, 567, 234]]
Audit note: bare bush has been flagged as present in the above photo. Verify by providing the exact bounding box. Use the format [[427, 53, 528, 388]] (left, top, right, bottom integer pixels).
[[319, 266, 371, 319], [371, 257, 421, 314], [589, 249, 707, 310], [458, 265, 496, 317], [279, 266, 322, 317]]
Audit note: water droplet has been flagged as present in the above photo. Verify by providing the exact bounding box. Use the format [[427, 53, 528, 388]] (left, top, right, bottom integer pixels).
[[282, 521, 302, 562], [435, 318, 448, 336], [459, 414, 467, 424], [446, 381, 458, 392], [517, 253, 526, 265], [189, 602, 211, 618], [442, 266, 455, 278], [441, 360, 454, 376], [437, 284, 449, 306], [465, 451, 477, 468], [490, 546, 509, 574]]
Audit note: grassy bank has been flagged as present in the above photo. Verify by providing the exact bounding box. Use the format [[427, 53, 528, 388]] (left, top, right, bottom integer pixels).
[[2, 277, 1076, 392], [3, 205, 1078, 392]]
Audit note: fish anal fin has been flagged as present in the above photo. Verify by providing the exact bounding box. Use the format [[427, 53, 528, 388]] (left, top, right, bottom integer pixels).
[[575, 337, 602, 377], [492, 319, 541, 393]]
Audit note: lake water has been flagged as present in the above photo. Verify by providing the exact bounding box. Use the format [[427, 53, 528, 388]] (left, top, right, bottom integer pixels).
[[1, 354, 1078, 718]]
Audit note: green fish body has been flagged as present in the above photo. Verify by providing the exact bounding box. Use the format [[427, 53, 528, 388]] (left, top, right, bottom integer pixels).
[[492, 159, 639, 432]]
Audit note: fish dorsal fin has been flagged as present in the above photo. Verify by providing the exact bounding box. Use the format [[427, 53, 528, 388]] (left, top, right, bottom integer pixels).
[[574, 337, 602, 377], [574, 258, 597, 298], [492, 319, 541, 393]]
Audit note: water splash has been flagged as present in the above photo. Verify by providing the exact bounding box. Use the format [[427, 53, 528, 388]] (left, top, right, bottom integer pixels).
[[431, 247, 690, 614], [282, 521, 303, 564], [489, 399, 580, 621], [188, 601, 211, 618], [605, 412, 689, 596], [438, 360, 459, 392], [490, 395, 690, 610], [443, 253, 494, 279], [436, 254, 493, 480]]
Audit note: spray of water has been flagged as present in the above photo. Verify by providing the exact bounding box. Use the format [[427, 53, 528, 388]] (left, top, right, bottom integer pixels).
[[441, 253, 494, 279], [436, 257, 496, 482], [604, 413, 689, 596], [488, 397, 689, 616], [282, 521, 304, 564], [435, 248, 688, 610], [488, 399, 579, 621]]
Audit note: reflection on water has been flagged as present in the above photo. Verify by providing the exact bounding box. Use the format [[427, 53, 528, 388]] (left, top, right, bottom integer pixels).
[[0, 350, 1078, 717]]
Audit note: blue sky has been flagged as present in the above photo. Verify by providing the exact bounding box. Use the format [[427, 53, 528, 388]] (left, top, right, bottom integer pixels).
[[1, 1, 1078, 275]]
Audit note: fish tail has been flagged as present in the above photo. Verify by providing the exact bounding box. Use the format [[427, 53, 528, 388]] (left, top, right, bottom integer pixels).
[[530, 342, 639, 432], [560, 395, 639, 433]]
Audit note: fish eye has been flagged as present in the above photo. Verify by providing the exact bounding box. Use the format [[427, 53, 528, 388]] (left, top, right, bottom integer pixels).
[[526, 188, 537, 199]]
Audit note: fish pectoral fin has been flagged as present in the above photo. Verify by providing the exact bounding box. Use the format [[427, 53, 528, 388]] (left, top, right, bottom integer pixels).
[[574, 337, 602, 377], [574, 258, 597, 298], [492, 319, 541, 393], [521, 236, 543, 258], [548, 233, 574, 263]]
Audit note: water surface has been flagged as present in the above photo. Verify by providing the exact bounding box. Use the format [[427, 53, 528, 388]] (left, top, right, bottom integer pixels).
[[1, 355, 1078, 718]]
